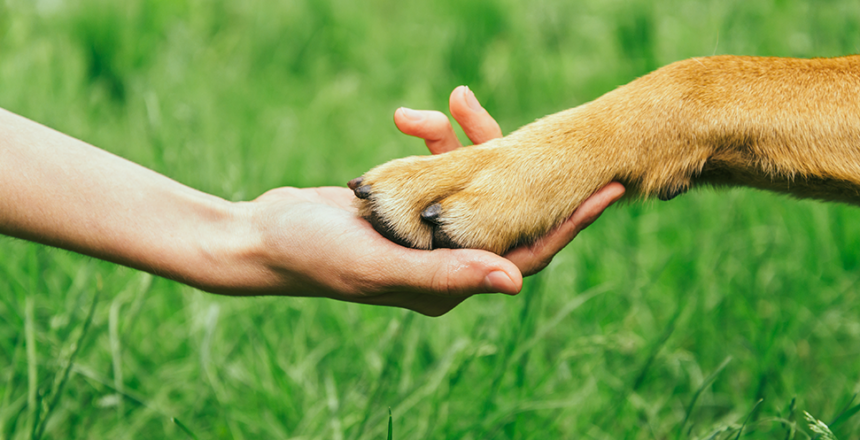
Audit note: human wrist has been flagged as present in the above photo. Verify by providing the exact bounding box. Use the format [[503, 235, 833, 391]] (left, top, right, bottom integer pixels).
[[179, 198, 272, 295]]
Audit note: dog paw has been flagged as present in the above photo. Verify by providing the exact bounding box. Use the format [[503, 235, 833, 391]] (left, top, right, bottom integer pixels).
[[351, 126, 612, 254]]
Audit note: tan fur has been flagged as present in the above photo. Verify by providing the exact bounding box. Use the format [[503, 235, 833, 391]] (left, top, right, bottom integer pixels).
[[356, 55, 860, 254]]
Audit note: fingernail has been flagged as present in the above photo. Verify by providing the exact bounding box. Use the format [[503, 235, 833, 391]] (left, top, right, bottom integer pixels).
[[484, 271, 518, 295], [464, 87, 483, 112], [399, 107, 423, 121]]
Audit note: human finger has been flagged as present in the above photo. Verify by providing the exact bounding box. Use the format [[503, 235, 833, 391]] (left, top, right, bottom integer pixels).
[[567, 182, 626, 233], [505, 182, 626, 276], [449, 85, 503, 144], [394, 107, 463, 154], [371, 247, 523, 298]]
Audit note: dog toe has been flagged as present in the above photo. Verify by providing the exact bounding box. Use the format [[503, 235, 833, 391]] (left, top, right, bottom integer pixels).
[[365, 208, 417, 248]]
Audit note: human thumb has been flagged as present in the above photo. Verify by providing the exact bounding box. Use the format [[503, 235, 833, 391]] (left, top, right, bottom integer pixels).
[[391, 248, 523, 296]]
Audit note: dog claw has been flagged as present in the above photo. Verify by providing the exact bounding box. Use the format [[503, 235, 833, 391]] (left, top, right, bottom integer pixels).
[[354, 185, 372, 199], [421, 203, 443, 224], [347, 177, 364, 190]]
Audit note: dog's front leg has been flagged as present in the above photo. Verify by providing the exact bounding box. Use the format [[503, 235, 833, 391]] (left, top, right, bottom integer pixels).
[[354, 55, 860, 253]]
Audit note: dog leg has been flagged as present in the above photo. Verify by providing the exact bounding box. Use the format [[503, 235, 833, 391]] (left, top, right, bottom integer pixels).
[[354, 55, 860, 253]]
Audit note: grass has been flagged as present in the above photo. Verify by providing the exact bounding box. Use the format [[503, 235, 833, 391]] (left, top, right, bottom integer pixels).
[[1, 0, 860, 438]]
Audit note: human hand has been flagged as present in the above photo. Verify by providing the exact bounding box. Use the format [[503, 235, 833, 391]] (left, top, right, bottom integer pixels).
[[221, 87, 624, 316], [238, 185, 520, 315]]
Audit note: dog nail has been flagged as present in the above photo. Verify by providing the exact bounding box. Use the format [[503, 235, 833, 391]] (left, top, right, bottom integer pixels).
[[354, 185, 372, 199], [347, 177, 364, 190], [421, 203, 443, 224]]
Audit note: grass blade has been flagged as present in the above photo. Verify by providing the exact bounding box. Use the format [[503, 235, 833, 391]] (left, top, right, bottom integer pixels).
[[828, 394, 860, 431], [109, 292, 125, 419], [633, 304, 683, 392], [352, 312, 413, 440], [783, 397, 797, 440], [0, 336, 23, 435], [172, 417, 200, 440], [33, 291, 100, 440], [677, 356, 732, 439], [24, 296, 37, 439], [387, 408, 393, 440], [601, 303, 684, 427], [735, 399, 764, 440], [482, 274, 545, 420]]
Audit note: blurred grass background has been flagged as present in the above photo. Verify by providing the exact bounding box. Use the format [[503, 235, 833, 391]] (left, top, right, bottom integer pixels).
[[1, 0, 860, 438]]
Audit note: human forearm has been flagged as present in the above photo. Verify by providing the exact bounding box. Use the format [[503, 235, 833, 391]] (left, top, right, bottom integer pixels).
[[0, 107, 251, 288]]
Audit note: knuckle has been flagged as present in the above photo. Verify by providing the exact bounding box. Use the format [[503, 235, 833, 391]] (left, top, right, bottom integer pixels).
[[429, 260, 453, 296]]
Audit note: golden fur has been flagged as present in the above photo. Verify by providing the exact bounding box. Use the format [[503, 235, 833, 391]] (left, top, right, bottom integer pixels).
[[354, 55, 860, 254]]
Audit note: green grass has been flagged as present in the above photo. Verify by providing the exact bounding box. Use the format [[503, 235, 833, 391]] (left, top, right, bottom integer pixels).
[[1, 0, 860, 438]]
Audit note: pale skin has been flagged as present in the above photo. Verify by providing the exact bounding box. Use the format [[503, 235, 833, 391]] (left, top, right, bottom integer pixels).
[[0, 87, 624, 316]]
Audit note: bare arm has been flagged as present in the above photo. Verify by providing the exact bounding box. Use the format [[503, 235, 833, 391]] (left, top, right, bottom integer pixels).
[[0, 107, 239, 286]]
